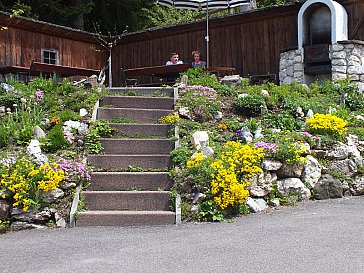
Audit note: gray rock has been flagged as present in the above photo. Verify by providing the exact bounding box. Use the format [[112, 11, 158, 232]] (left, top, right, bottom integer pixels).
[[178, 106, 191, 120], [214, 111, 223, 120], [263, 159, 282, 171], [246, 197, 268, 213], [330, 159, 357, 177], [0, 200, 11, 220], [277, 163, 304, 178], [326, 144, 350, 160], [221, 75, 242, 88], [277, 178, 311, 201], [313, 174, 343, 199], [301, 155, 322, 188], [249, 171, 276, 197], [33, 125, 46, 139], [59, 181, 77, 190], [191, 131, 209, 150], [41, 188, 64, 203], [241, 127, 253, 143], [202, 146, 214, 158], [77, 123, 89, 136], [10, 222, 45, 231], [79, 108, 88, 117], [350, 176, 364, 196], [306, 109, 314, 118], [55, 213, 67, 228], [270, 199, 280, 207], [254, 128, 264, 139], [26, 139, 42, 155]]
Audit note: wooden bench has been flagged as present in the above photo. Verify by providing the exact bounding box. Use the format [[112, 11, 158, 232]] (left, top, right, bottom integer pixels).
[[0, 61, 100, 80], [30, 61, 99, 77], [249, 73, 277, 85]]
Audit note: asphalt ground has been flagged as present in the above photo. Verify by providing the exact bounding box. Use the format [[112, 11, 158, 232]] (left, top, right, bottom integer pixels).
[[1, 196, 364, 273]]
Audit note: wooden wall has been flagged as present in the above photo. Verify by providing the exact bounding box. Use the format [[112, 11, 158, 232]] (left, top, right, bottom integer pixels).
[[0, 12, 108, 70], [112, 0, 364, 86]]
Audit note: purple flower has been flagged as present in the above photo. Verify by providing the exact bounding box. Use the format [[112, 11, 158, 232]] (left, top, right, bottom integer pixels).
[[254, 141, 278, 153], [35, 89, 43, 100]]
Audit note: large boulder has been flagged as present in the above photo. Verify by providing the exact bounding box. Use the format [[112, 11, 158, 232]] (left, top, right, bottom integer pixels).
[[277, 163, 304, 178], [313, 174, 343, 199], [0, 200, 11, 221], [191, 131, 209, 150], [329, 159, 357, 177], [301, 155, 322, 188], [350, 176, 364, 196], [262, 159, 282, 171], [249, 171, 277, 197], [246, 197, 268, 213], [277, 178, 311, 201]]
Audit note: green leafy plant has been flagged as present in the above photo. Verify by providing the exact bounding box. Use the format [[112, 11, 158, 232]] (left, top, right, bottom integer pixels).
[[41, 124, 71, 152], [234, 94, 265, 116]]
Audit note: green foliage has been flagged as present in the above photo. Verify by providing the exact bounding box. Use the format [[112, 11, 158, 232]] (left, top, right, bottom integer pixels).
[[257, 0, 293, 8], [84, 121, 114, 155], [0, 97, 42, 147], [224, 118, 243, 132], [41, 124, 71, 152], [171, 147, 193, 166], [234, 94, 266, 116], [264, 113, 304, 131], [58, 110, 81, 122], [242, 118, 261, 132], [198, 200, 225, 222]]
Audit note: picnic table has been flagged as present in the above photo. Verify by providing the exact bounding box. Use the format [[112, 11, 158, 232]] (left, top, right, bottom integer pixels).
[[123, 63, 190, 86], [0, 61, 100, 79]]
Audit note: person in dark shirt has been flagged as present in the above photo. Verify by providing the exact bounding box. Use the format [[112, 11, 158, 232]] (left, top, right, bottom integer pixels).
[[191, 50, 206, 68]]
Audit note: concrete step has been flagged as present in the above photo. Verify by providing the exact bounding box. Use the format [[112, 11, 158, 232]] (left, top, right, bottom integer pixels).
[[88, 154, 171, 169], [89, 172, 174, 191], [97, 108, 173, 124], [108, 87, 174, 97], [76, 210, 175, 227], [83, 191, 171, 211], [110, 123, 173, 138], [99, 138, 174, 155], [100, 96, 174, 110]]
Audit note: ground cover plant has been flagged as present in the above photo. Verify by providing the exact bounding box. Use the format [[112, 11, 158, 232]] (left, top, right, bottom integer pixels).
[[166, 69, 364, 222], [0, 76, 105, 232]]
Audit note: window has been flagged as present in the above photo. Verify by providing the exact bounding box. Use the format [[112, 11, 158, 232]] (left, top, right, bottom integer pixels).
[[41, 49, 59, 64]]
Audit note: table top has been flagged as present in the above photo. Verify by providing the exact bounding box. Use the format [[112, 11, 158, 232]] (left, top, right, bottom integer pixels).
[[125, 63, 190, 78]]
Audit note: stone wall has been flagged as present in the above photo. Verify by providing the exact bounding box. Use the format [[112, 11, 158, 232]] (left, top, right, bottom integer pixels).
[[332, 41, 364, 92], [279, 49, 304, 85], [279, 41, 364, 92]]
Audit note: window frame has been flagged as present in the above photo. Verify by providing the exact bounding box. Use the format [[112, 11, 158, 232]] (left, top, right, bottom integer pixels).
[[41, 48, 59, 65]]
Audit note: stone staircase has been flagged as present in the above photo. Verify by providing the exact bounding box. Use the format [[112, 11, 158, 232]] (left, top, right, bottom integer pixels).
[[76, 87, 176, 226]]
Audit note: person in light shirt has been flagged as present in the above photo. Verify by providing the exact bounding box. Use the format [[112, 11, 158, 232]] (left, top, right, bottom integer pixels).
[[166, 52, 183, 65]]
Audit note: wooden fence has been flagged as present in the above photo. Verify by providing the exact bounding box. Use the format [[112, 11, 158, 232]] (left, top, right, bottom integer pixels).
[[112, 0, 364, 86]]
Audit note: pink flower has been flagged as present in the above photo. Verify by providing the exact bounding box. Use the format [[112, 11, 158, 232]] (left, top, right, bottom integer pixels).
[[35, 89, 43, 100]]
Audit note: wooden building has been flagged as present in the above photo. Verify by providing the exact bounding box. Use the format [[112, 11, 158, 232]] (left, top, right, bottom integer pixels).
[[1, 0, 364, 86], [0, 10, 108, 79]]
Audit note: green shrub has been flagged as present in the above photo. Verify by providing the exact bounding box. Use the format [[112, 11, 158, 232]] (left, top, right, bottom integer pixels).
[[58, 110, 81, 122], [234, 94, 265, 116], [42, 124, 71, 152], [264, 113, 304, 131]]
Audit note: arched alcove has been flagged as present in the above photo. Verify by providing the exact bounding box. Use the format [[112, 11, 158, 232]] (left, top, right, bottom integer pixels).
[[298, 0, 348, 49]]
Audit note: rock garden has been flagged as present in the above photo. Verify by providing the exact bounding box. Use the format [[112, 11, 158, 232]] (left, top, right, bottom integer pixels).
[[1, 68, 364, 231]]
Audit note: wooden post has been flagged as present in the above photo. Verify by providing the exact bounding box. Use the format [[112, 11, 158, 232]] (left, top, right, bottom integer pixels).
[[108, 46, 112, 87]]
